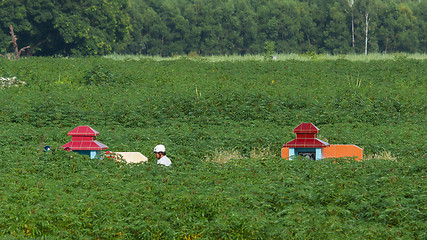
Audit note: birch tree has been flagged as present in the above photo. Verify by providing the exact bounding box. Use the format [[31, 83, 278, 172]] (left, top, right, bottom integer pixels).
[[355, 0, 376, 55], [364, 11, 369, 55], [347, 0, 355, 49]]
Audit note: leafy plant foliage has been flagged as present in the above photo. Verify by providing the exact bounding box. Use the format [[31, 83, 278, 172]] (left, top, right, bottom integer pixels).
[[0, 57, 425, 238]]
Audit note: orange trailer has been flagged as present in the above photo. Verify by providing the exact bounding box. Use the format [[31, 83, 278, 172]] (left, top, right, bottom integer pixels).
[[323, 144, 363, 161]]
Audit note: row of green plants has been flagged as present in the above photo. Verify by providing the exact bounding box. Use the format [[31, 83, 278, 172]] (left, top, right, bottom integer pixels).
[[0, 57, 425, 238], [0, 146, 424, 239], [1, 57, 424, 127]]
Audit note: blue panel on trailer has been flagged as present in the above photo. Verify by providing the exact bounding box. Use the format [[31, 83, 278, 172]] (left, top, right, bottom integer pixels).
[[289, 148, 295, 160], [316, 148, 322, 160]]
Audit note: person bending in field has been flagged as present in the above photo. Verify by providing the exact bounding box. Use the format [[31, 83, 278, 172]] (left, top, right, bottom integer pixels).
[[153, 144, 172, 167]]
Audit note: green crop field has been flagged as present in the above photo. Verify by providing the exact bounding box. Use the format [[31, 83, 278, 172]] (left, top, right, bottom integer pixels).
[[0, 56, 425, 239]]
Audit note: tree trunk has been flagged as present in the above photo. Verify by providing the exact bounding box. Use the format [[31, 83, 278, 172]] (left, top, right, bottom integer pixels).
[[364, 11, 369, 55], [347, 0, 355, 50], [8, 25, 30, 60], [10, 25, 19, 58], [351, 14, 355, 49]]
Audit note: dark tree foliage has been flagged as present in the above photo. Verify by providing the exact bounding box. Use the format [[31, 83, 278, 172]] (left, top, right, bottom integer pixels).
[[0, 0, 131, 56], [0, 0, 425, 56]]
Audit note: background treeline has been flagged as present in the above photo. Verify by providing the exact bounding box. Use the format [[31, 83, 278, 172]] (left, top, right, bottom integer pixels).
[[0, 0, 426, 56]]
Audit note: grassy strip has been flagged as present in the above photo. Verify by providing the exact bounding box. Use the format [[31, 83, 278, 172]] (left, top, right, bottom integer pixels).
[[103, 53, 427, 62]]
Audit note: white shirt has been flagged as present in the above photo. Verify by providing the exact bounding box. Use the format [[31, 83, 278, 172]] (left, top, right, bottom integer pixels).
[[157, 156, 172, 166]]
